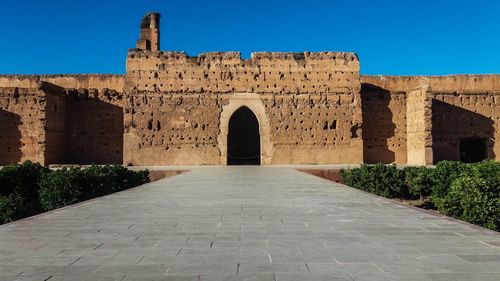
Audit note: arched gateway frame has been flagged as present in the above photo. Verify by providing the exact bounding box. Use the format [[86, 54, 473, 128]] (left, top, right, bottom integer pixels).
[[217, 93, 272, 165]]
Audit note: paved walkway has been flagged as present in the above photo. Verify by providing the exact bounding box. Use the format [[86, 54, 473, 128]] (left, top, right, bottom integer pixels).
[[0, 167, 499, 281]]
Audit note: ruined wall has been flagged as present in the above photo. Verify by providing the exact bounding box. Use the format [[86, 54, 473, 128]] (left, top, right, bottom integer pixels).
[[126, 51, 359, 93], [0, 87, 47, 165], [360, 84, 407, 164], [0, 76, 125, 165], [361, 75, 500, 92], [261, 93, 362, 164], [361, 74, 500, 164], [123, 93, 222, 165], [406, 87, 433, 165], [0, 75, 125, 92], [65, 88, 124, 164], [432, 91, 499, 162], [43, 83, 67, 164], [124, 51, 362, 165], [1, 19, 499, 167], [0, 107, 21, 164]]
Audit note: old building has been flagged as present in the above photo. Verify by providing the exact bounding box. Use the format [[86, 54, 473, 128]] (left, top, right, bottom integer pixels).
[[1, 12, 499, 166]]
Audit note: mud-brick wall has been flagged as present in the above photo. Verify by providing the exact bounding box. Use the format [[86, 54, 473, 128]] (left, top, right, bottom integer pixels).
[[64, 88, 124, 164], [261, 93, 363, 164], [0, 75, 124, 92], [406, 88, 433, 165], [0, 87, 47, 165], [43, 84, 67, 164], [0, 85, 125, 165], [123, 92, 223, 165], [0, 75, 126, 165], [432, 91, 500, 162], [124, 91, 364, 165], [360, 84, 407, 164], [361, 75, 500, 92], [124, 51, 362, 165], [125, 51, 360, 94]]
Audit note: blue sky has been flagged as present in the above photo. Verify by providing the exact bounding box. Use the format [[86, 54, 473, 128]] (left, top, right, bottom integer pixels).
[[0, 0, 499, 75]]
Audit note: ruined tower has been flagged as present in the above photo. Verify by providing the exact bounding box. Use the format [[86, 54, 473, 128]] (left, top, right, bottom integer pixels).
[[136, 12, 160, 51]]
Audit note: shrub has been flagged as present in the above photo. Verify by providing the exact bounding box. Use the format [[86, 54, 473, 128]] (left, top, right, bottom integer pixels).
[[0, 160, 48, 197], [433, 160, 500, 231], [430, 161, 470, 210], [404, 166, 435, 200], [81, 165, 119, 199], [1, 163, 149, 222], [123, 168, 150, 189], [466, 160, 500, 190], [83, 165, 149, 196], [39, 165, 149, 211], [38, 168, 85, 211], [340, 161, 500, 231], [340, 164, 405, 198], [0, 194, 24, 224], [442, 176, 500, 231], [0, 161, 48, 222]]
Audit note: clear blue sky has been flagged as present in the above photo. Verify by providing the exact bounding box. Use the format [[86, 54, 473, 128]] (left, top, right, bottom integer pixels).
[[1, 0, 499, 75]]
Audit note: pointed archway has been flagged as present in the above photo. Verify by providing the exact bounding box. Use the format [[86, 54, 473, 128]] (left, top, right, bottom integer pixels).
[[217, 93, 272, 165], [227, 106, 261, 165]]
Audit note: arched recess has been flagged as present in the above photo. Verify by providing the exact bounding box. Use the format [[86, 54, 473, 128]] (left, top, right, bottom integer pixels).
[[227, 106, 260, 165], [218, 93, 272, 165], [459, 137, 487, 163]]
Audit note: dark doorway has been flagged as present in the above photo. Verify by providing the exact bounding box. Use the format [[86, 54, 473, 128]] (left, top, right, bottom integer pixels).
[[460, 138, 487, 163], [227, 106, 261, 165]]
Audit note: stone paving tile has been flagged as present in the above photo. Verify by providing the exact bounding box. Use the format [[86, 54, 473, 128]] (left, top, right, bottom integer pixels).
[[275, 273, 353, 281], [348, 272, 435, 281], [167, 263, 236, 275], [0, 167, 499, 280], [238, 263, 308, 274], [457, 254, 500, 262], [19, 265, 101, 277], [425, 273, 500, 281], [0, 265, 26, 276]]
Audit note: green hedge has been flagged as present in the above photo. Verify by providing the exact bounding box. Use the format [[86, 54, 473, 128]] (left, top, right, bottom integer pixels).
[[437, 161, 500, 231], [0, 162, 149, 224], [429, 161, 470, 209], [340, 163, 406, 198], [340, 160, 500, 231], [0, 161, 49, 223], [404, 166, 434, 200], [39, 166, 149, 210]]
